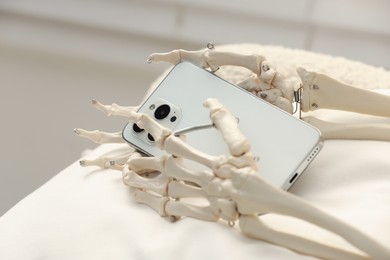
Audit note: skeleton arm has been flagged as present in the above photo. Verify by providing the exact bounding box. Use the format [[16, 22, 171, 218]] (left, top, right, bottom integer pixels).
[[149, 45, 390, 141]]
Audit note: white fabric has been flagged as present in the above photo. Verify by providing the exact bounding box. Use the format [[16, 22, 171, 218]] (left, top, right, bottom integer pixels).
[[1, 45, 390, 259]]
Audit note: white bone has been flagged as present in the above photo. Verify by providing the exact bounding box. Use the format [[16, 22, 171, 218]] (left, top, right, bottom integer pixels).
[[303, 116, 390, 141], [73, 128, 124, 144], [298, 67, 390, 117], [209, 197, 238, 222], [203, 98, 250, 156], [92, 99, 137, 117], [127, 155, 167, 174], [128, 112, 172, 149], [134, 190, 169, 217], [167, 181, 206, 198], [164, 157, 214, 188], [122, 166, 169, 196], [165, 200, 219, 222], [79, 157, 121, 170], [239, 214, 366, 260], [148, 48, 265, 75]]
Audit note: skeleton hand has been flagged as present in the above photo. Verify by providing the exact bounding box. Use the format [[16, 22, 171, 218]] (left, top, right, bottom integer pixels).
[[148, 44, 390, 142], [148, 44, 295, 114], [76, 98, 389, 260]]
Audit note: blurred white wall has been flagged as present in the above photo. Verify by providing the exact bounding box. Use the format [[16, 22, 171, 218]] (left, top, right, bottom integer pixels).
[[1, 0, 389, 216]]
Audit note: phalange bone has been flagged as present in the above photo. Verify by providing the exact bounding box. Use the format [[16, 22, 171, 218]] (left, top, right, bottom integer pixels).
[[148, 49, 209, 68], [298, 67, 390, 117], [79, 157, 122, 170], [73, 129, 124, 144], [165, 157, 214, 188], [204, 98, 250, 156], [168, 181, 207, 199], [127, 155, 167, 174], [206, 51, 266, 75], [134, 190, 169, 217], [122, 167, 169, 196], [239, 214, 367, 260], [92, 99, 137, 117], [303, 116, 390, 141]]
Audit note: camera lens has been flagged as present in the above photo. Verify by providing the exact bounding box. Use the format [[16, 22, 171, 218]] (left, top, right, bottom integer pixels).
[[132, 123, 144, 133], [154, 104, 170, 120], [147, 133, 155, 142]]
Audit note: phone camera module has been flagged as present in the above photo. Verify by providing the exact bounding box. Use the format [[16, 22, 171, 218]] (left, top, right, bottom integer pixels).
[[170, 116, 177, 122], [154, 104, 171, 120], [132, 123, 144, 133]]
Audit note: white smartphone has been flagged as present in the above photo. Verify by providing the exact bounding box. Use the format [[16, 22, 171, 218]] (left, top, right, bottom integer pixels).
[[123, 62, 323, 190]]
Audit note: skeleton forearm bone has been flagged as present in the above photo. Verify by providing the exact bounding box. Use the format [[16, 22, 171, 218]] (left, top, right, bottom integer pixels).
[[298, 68, 390, 117]]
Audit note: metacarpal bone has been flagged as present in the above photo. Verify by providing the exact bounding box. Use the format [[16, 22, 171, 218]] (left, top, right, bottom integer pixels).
[[134, 190, 169, 217], [164, 157, 214, 188], [122, 167, 169, 196]]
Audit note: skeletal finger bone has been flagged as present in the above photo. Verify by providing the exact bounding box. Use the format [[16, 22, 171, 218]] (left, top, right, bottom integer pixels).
[[92, 99, 137, 117], [73, 128, 124, 144], [203, 98, 250, 156], [80, 157, 122, 170], [148, 47, 265, 75]]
